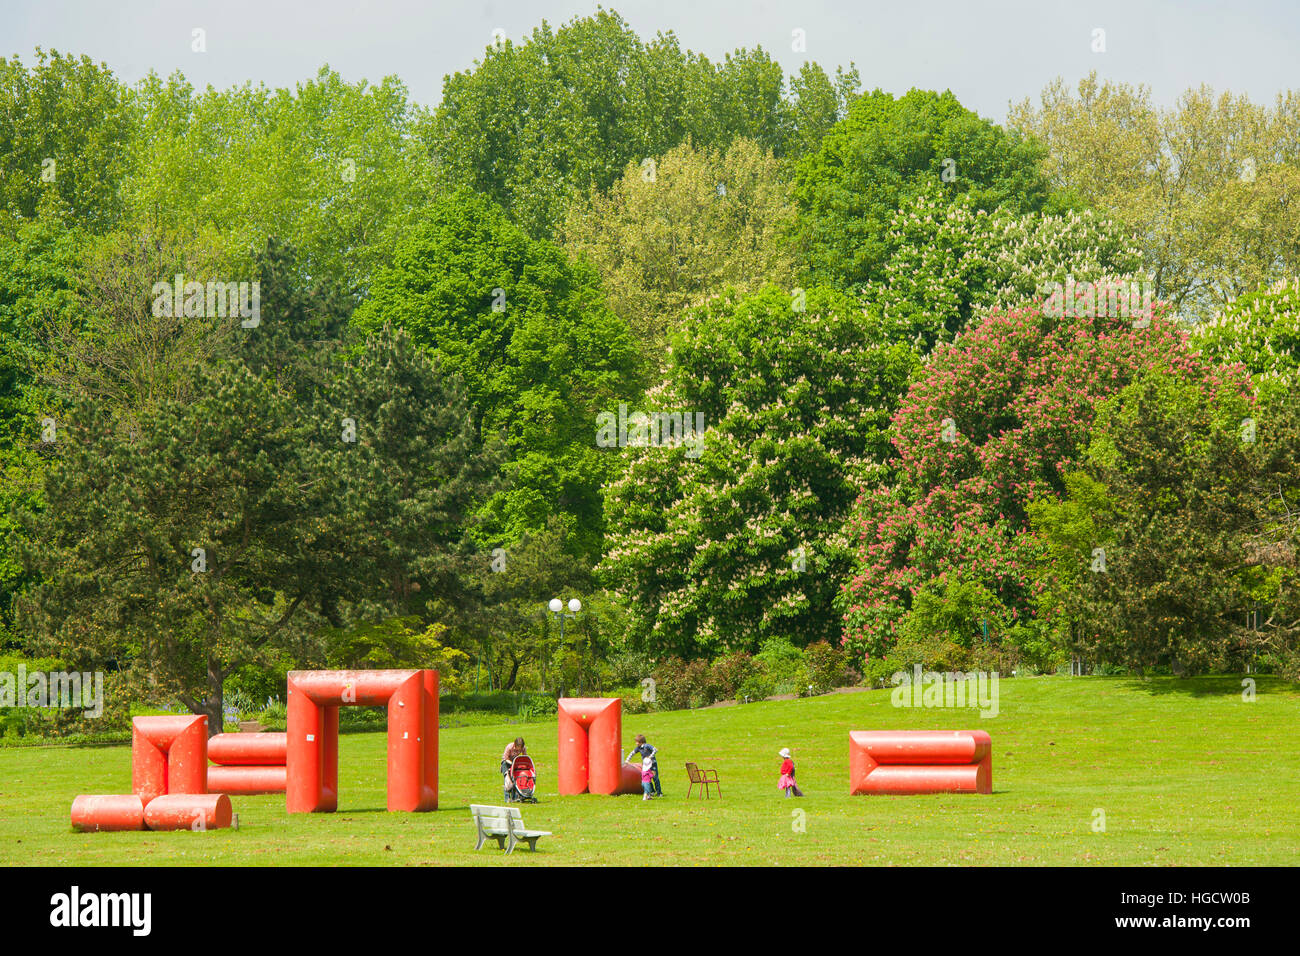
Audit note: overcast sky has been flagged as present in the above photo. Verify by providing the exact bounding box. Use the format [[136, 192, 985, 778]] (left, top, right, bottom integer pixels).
[[3, 1, 1297, 121]]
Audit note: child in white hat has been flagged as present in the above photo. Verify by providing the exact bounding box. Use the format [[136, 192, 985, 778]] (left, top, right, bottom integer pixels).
[[778, 747, 802, 797]]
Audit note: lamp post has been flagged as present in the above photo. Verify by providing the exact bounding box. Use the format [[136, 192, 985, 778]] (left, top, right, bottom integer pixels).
[[549, 597, 583, 694]]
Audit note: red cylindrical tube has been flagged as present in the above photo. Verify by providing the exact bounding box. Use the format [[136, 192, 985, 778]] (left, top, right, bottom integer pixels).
[[207, 765, 287, 794], [208, 732, 287, 766], [70, 794, 146, 832], [143, 793, 232, 831]]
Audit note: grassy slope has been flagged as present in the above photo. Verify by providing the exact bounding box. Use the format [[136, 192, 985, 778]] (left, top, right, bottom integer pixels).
[[2, 674, 1297, 866]]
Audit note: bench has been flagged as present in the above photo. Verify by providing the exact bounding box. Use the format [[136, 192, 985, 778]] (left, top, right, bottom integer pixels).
[[684, 762, 721, 799], [469, 804, 551, 854]]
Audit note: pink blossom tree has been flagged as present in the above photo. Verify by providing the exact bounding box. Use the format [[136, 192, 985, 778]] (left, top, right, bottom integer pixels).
[[838, 288, 1217, 667]]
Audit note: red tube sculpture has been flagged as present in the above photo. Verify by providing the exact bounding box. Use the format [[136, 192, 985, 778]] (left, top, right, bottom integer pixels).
[[850, 730, 992, 795], [286, 669, 438, 813], [132, 715, 209, 804], [557, 698, 642, 795]]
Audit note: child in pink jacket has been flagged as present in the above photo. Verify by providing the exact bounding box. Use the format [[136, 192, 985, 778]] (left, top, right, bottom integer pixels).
[[778, 747, 803, 797]]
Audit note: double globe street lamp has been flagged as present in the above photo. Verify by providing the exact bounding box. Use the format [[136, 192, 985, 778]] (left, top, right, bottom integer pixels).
[[548, 597, 583, 695], [548, 597, 582, 637]]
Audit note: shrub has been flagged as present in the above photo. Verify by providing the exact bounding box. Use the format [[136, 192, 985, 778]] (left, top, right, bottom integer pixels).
[[223, 688, 261, 720], [738, 673, 775, 702], [803, 641, 849, 694], [517, 694, 558, 721], [755, 637, 808, 695], [605, 650, 656, 688], [258, 699, 287, 729], [710, 652, 755, 700], [338, 706, 387, 732], [615, 685, 653, 714], [652, 657, 726, 709], [440, 692, 523, 715]]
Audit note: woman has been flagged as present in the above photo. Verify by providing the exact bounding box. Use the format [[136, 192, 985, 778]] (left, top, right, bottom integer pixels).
[[501, 737, 526, 801]]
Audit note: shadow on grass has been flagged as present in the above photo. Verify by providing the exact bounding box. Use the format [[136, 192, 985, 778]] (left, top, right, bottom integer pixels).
[[1112, 673, 1295, 698]]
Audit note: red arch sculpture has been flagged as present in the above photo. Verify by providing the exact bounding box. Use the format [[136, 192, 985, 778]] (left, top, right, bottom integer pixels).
[[286, 669, 438, 813], [850, 730, 992, 795], [557, 698, 642, 795]]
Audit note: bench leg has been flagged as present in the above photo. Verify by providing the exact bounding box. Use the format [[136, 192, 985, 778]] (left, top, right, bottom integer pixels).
[[526, 837, 539, 851], [493, 835, 506, 850]]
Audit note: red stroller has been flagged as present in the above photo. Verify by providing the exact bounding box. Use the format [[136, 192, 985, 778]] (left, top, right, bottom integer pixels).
[[507, 754, 538, 803]]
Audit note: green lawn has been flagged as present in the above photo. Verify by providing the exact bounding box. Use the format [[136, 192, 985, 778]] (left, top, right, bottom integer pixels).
[[3, 674, 1298, 865]]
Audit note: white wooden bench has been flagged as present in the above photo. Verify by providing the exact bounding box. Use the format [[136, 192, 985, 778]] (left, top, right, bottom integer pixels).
[[469, 804, 551, 854]]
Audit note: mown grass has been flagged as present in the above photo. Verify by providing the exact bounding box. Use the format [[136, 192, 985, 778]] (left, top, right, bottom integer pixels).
[[2, 674, 1297, 866]]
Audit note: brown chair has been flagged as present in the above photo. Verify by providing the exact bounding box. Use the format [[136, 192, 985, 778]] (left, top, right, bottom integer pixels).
[[685, 761, 721, 799]]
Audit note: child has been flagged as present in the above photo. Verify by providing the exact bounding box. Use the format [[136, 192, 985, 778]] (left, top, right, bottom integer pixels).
[[627, 733, 663, 796], [778, 747, 803, 797], [641, 754, 656, 800]]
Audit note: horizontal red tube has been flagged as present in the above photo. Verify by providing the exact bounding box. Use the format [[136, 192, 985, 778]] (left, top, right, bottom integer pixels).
[[70, 794, 146, 832], [208, 732, 287, 766], [144, 793, 232, 831], [850, 730, 991, 764], [208, 765, 287, 794]]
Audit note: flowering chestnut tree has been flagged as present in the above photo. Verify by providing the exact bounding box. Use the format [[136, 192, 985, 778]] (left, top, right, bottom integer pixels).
[[599, 285, 917, 657], [838, 290, 1208, 666], [1192, 278, 1300, 397], [867, 186, 1145, 353]]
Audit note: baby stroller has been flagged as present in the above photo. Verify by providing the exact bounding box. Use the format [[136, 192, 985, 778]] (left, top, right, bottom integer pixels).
[[506, 754, 538, 803]]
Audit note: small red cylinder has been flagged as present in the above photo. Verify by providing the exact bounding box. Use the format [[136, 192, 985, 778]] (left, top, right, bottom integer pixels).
[[144, 793, 233, 831], [70, 794, 146, 832], [207, 765, 287, 794]]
